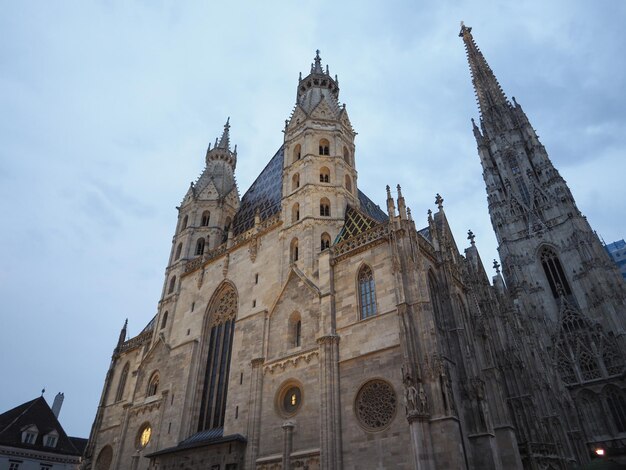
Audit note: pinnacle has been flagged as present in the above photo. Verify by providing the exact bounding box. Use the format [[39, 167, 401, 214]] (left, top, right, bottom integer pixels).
[[217, 117, 231, 150]]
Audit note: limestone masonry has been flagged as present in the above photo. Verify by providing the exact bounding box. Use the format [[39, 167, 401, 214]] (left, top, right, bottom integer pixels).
[[82, 26, 626, 469]]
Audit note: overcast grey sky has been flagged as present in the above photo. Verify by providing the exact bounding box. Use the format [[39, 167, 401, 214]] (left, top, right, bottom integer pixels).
[[1, 1, 625, 437]]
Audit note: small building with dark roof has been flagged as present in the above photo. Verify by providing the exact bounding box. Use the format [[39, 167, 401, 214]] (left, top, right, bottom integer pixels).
[[0, 395, 85, 469]]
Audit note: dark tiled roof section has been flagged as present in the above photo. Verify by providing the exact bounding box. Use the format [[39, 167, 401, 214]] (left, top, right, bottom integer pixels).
[[69, 436, 88, 454], [0, 397, 83, 456], [418, 226, 431, 242], [232, 145, 284, 235], [358, 190, 388, 223], [145, 427, 246, 457]]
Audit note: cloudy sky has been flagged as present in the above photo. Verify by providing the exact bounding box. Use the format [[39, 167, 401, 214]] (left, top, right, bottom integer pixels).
[[1, 1, 625, 438]]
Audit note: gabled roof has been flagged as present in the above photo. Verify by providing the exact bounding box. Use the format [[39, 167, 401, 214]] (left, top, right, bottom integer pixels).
[[232, 146, 284, 235], [145, 427, 246, 458], [0, 397, 83, 456]]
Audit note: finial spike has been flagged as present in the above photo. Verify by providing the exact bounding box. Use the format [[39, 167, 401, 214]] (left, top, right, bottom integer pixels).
[[435, 193, 444, 210], [313, 49, 323, 73], [467, 229, 475, 245], [493, 259, 501, 273]]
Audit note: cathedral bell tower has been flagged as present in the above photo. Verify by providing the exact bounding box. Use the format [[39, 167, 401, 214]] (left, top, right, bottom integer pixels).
[[156, 120, 240, 332], [461, 24, 626, 448], [281, 51, 359, 276]]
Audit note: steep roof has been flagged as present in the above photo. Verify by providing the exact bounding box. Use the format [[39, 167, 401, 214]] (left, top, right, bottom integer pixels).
[[231, 146, 284, 235], [0, 397, 83, 456]]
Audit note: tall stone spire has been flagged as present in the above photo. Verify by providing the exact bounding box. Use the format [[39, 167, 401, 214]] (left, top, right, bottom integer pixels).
[[217, 117, 231, 150], [459, 23, 510, 119]]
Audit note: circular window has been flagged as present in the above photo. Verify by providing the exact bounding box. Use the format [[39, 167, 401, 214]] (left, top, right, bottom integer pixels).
[[276, 382, 303, 417], [354, 379, 397, 431], [136, 423, 152, 449]]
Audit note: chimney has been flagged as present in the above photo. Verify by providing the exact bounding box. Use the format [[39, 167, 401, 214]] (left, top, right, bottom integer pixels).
[[52, 392, 64, 419]]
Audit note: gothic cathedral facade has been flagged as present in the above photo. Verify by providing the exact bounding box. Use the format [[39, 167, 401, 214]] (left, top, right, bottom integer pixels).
[[83, 26, 626, 470]]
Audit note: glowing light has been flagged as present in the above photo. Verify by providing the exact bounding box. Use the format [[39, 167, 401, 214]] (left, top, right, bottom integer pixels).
[[291, 394, 297, 406], [140, 426, 152, 448], [595, 448, 605, 456]]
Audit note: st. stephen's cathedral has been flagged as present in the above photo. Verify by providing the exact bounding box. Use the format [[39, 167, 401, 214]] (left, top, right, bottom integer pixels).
[[82, 25, 626, 470]]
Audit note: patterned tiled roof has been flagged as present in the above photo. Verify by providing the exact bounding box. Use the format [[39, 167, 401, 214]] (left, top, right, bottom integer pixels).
[[232, 146, 284, 235], [357, 190, 388, 223]]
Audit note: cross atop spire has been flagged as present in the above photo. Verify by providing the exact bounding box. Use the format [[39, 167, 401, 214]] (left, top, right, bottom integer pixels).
[[459, 23, 510, 118], [217, 117, 231, 150], [312, 49, 323, 74], [467, 229, 475, 245]]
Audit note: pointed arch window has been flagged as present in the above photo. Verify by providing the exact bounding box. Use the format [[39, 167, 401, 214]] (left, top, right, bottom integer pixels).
[[198, 285, 237, 431], [290, 312, 302, 347], [320, 198, 330, 217], [578, 390, 607, 437], [168, 276, 176, 294], [147, 372, 159, 397], [358, 265, 377, 319], [540, 247, 572, 298], [292, 203, 300, 223], [321, 233, 331, 251], [160, 311, 168, 329], [174, 243, 182, 261], [181, 215, 188, 231], [293, 144, 301, 163], [320, 167, 330, 183], [201, 211, 211, 226], [115, 363, 129, 402], [604, 386, 626, 432], [290, 238, 299, 262], [292, 173, 300, 191], [427, 271, 443, 330], [343, 146, 351, 165], [195, 238, 206, 256], [319, 139, 330, 156], [345, 175, 352, 193]]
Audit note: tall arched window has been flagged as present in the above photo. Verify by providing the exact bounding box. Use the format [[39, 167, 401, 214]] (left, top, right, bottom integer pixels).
[[290, 312, 302, 347], [168, 276, 176, 294], [290, 238, 299, 262], [427, 271, 443, 330], [174, 243, 182, 260], [320, 198, 330, 217], [160, 311, 168, 329], [195, 238, 206, 255], [320, 167, 330, 183], [293, 144, 301, 162], [115, 363, 129, 402], [181, 215, 188, 231], [321, 233, 331, 251], [147, 372, 159, 397], [198, 285, 237, 431], [578, 390, 607, 437], [292, 203, 300, 223], [319, 139, 330, 156], [604, 386, 626, 432], [343, 146, 350, 165], [540, 247, 572, 298], [345, 175, 352, 192], [292, 173, 300, 191], [201, 211, 210, 226], [358, 265, 377, 319]]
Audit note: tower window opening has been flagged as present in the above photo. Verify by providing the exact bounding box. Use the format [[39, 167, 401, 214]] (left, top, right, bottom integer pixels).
[[290, 238, 299, 262], [320, 167, 330, 183], [540, 247, 572, 298], [292, 173, 300, 190], [161, 311, 168, 329], [345, 175, 352, 192], [195, 238, 206, 256], [343, 146, 350, 165], [358, 265, 377, 319], [320, 198, 330, 217], [321, 233, 331, 251], [319, 139, 330, 156], [293, 144, 301, 163], [168, 276, 176, 294], [181, 215, 188, 231], [295, 320, 302, 347], [292, 203, 300, 222], [174, 243, 182, 260], [201, 211, 210, 226]]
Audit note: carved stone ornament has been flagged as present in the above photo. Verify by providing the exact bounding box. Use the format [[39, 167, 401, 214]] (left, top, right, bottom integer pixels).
[[355, 379, 397, 431]]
